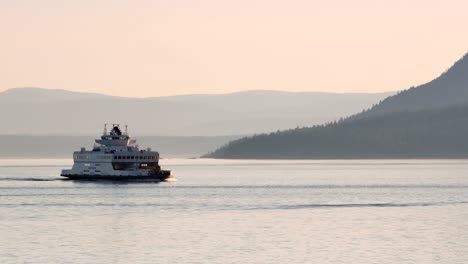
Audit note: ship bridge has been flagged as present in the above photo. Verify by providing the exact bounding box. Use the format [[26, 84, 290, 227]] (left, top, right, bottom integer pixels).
[[95, 124, 136, 147]]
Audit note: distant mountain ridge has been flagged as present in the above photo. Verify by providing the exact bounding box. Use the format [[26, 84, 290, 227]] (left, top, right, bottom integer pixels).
[[0, 88, 392, 136], [0, 87, 116, 102], [206, 52, 468, 159]]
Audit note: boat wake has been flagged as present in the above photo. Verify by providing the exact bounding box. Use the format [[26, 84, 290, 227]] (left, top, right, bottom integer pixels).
[[0, 177, 62, 182], [274, 201, 468, 210]]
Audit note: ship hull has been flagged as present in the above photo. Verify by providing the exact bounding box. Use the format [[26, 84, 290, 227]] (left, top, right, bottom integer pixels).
[[61, 170, 173, 182]]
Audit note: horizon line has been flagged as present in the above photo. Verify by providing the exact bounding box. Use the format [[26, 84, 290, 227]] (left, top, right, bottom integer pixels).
[[0, 86, 396, 99]]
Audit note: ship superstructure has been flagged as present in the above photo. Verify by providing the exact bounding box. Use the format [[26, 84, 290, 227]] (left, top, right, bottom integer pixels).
[[61, 124, 173, 181]]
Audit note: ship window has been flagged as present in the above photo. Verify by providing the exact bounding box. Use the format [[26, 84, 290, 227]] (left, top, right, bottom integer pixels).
[[126, 156, 130, 159], [131, 156, 135, 159]]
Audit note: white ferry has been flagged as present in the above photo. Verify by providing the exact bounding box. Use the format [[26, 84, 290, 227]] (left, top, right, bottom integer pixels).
[[61, 124, 173, 181]]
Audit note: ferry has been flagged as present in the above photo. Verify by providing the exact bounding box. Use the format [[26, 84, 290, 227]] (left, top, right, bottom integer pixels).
[[61, 124, 173, 181]]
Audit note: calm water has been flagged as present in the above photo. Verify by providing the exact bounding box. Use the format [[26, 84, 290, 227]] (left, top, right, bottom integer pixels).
[[1, 159, 468, 264]]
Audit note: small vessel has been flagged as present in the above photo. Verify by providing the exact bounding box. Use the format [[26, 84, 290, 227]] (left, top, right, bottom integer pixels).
[[61, 124, 173, 181]]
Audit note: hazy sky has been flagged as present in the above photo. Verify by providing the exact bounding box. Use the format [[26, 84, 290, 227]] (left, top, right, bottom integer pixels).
[[1, 0, 467, 97]]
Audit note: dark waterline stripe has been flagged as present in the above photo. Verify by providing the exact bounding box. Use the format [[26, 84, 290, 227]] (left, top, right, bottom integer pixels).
[[274, 201, 468, 209], [1, 184, 468, 190], [1, 201, 467, 209]]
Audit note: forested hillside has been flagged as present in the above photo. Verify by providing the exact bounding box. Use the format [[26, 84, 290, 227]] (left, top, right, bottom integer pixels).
[[352, 53, 468, 119], [206, 53, 468, 159], [205, 104, 468, 159]]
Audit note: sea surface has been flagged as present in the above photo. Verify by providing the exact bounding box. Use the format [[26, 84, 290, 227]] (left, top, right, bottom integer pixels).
[[1, 159, 468, 264]]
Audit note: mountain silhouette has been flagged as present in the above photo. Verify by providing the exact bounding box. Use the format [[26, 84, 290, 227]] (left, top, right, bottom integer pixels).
[[352, 53, 468, 119], [206, 52, 468, 159], [0, 88, 391, 136]]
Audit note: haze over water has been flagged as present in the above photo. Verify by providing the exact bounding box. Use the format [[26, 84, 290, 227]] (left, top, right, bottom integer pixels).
[[1, 159, 467, 263]]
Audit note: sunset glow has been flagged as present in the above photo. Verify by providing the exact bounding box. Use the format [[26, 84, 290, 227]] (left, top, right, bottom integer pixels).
[[1, 0, 467, 97]]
